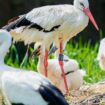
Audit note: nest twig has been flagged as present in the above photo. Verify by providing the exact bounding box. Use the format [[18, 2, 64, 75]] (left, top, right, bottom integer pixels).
[[66, 81, 105, 105]]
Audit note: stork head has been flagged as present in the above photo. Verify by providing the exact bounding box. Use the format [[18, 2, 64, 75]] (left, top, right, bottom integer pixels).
[[32, 42, 45, 58], [74, 0, 99, 31], [74, 0, 89, 10]]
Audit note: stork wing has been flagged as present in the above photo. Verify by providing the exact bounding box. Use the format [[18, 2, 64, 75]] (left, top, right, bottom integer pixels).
[[2, 15, 27, 31], [2, 5, 75, 33], [25, 5, 74, 30]]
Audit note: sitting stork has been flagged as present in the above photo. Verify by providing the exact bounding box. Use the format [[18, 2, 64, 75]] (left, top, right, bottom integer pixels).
[[0, 30, 69, 105], [2, 0, 99, 93], [33, 42, 85, 94]]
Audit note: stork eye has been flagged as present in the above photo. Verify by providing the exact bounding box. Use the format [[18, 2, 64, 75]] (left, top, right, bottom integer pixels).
[[80, 2, 84, 7]]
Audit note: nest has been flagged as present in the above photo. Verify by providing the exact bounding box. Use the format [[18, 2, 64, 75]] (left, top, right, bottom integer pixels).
[[66, 81, 105, 105]]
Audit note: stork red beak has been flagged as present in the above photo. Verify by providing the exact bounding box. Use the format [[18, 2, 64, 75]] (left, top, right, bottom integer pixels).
[[83, 7, 99, 31]]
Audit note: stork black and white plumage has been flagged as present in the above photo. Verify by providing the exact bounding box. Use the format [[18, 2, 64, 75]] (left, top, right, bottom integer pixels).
[[0, 30, 69, 105], [1, 71, 69, 105], [2, 0, 99, 93]]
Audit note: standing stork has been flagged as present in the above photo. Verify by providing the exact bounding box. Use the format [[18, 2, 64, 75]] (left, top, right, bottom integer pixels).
[[2, 0, 99, 93], [0, 29, 69, 105]]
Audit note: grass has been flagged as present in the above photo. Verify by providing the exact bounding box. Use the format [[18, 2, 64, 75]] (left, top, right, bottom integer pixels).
[[4, 36, 105, 84], [5, 44, 38, 71], [65, 40, 105, 84]]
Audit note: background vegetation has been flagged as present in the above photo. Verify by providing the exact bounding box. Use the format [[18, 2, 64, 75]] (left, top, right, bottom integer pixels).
[[0, 0, 105, 84]]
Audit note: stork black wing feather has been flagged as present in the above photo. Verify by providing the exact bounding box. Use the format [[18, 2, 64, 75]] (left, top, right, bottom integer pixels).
[[2, 15, 32, 31], [2, 15, 60, 33], [12, 103, 24, 105], [39, 84, 69, 105]]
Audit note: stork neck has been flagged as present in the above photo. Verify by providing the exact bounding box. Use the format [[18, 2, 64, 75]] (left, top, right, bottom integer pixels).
[[73, 0, 83, 11], [74, 0, 79, 8], [0, 38, 11, 64], [38, 46, 46, 65], [38, 53, 45, 66], [0, 56, 5, 64], [37, 49, 46, 73]]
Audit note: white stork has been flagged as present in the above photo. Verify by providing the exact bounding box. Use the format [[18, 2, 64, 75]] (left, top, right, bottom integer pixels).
[[97, 38, 105, 70], [33, 42, 85, 94], [2, 0, 99, 93], [0, 30, 69, 105]]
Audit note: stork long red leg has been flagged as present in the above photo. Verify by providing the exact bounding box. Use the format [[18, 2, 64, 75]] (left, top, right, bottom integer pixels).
[[44, 49, 48, 77], [59, 41, 68, 93]]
